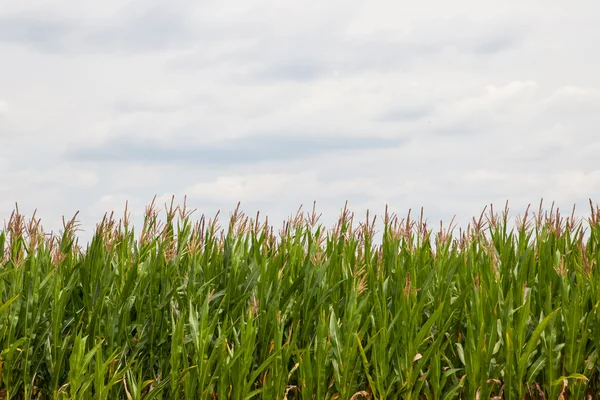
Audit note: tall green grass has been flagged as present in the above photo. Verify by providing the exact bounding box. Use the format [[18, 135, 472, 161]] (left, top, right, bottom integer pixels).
[[1, 197, 600, 399]]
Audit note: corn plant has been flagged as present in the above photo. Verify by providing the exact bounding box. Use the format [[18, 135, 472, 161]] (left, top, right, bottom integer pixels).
[[1, 198, 600, 399]]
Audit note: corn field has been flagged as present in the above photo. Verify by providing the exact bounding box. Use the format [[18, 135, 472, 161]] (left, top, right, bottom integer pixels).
[[1, 198, 600, 399]]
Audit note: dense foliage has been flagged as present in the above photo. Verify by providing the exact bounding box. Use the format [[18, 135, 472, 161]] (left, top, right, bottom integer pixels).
[[1, 198, 600, 399]]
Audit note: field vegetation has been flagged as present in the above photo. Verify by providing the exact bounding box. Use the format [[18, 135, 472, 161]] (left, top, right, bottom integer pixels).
[[1, 198, 600, 399]]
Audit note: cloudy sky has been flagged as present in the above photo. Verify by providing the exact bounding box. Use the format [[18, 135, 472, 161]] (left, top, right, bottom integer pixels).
[[1, 0, 599, 244]]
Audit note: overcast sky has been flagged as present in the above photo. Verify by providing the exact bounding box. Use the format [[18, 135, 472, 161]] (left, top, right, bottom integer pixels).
[[1, 0, 599, 244]]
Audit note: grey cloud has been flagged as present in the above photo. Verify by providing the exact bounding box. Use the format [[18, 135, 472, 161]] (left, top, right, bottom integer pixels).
[[84, 5, 195, 53], [469, 34, 519, 55], [250, 60, 326, 83], [427, 120, 487, 137], [0, 13, 77, 52], [0, 3, 526, 66], [0, 2, 206, 54], [113, 92, 213, 114], [66, 134, 406, 165], [113, 100, 184, 114], [171, 16, 526, 83], [344, 22, 524, 70], [376, 105, 435, 122]]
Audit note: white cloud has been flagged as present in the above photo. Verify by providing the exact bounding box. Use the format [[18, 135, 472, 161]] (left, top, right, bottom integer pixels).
[[0, 157, 9, 172], [0, 0, 599, 244], [186, 172, 318, 203], [543, 86, 600, 116]]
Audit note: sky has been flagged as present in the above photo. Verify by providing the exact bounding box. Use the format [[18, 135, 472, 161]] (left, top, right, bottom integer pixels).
[[1, 0, 599, 245]]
